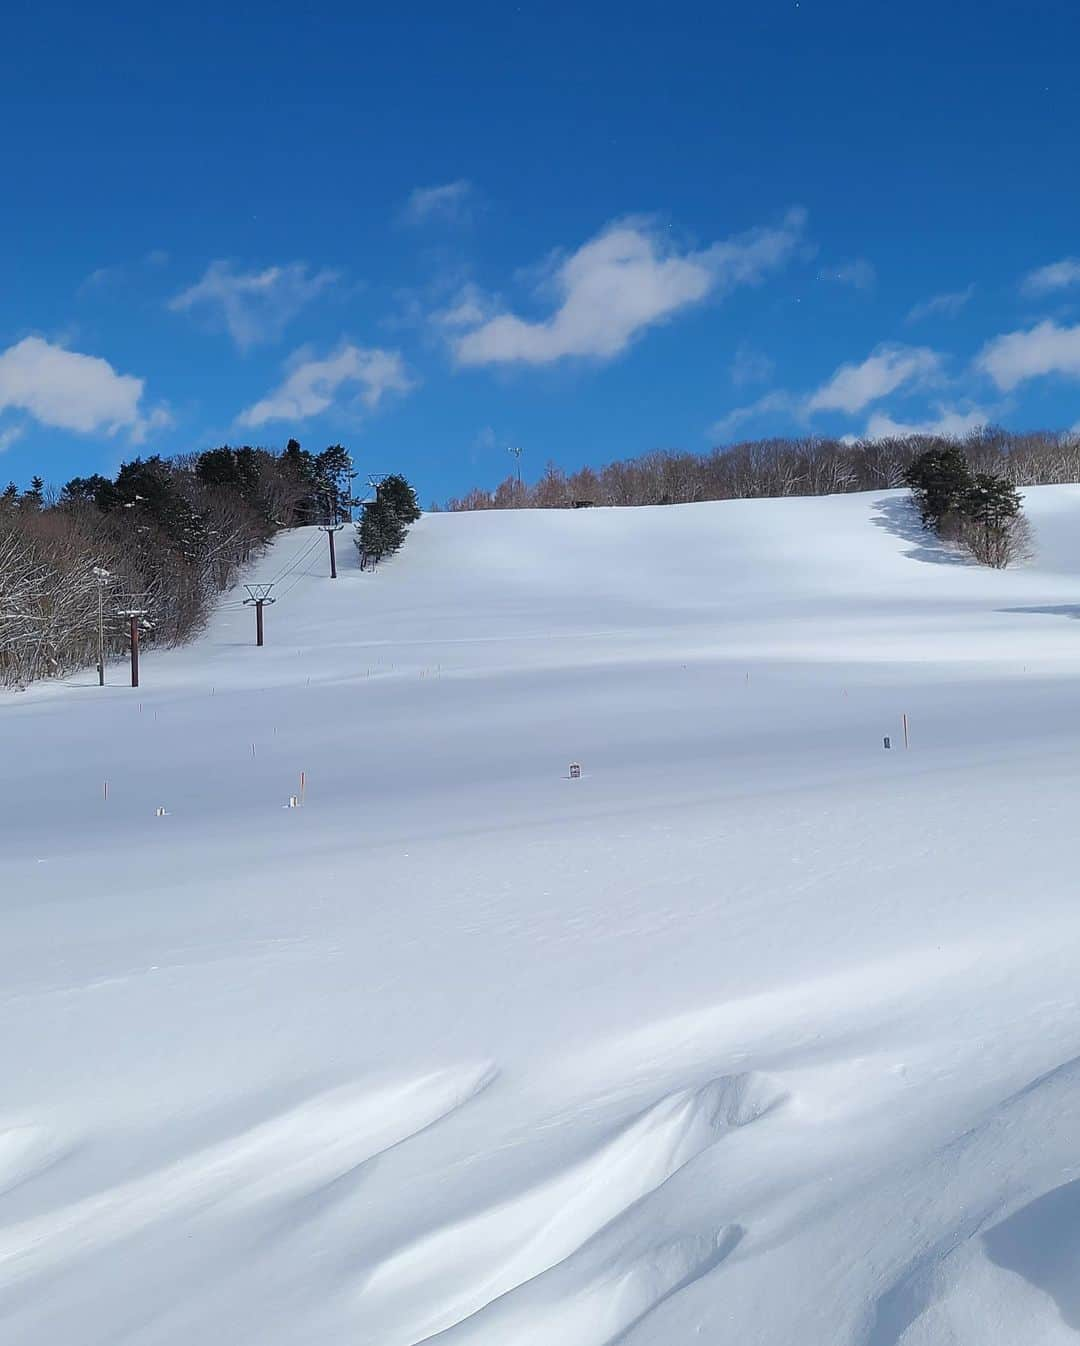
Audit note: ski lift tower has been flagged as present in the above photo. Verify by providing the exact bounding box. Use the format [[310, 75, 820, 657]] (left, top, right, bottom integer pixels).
[[317, 520, 345, 579], [243, 584, 276, 647], [115, 600, 150, 687]]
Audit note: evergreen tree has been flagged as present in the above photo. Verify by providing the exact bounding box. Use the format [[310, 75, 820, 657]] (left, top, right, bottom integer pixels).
[[959, 473, 1024, 567], [280, 438, 318, 524], [111, 457, 208, 559], [61, 474, 115, 509], [314, 444, 354, 523], [378, 473, 421, 523], [904, 447, 972, 529], [356, 495, 405, 567]]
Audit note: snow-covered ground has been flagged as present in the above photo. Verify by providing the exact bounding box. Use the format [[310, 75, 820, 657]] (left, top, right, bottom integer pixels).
[[4, 487, 1080, 1344]]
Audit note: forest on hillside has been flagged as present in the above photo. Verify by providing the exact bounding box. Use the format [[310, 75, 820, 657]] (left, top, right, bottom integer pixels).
[[0, 441, 351, 688], [444, 428, 1080, 510]]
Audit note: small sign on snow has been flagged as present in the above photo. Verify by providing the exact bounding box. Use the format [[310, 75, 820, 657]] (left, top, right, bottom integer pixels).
[[569, 762, 582, 779]]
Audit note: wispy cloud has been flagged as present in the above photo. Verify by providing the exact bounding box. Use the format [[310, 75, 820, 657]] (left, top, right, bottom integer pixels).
[[78, 250, 170, 295], [806, 344, 942, 415], [729, 344, 775, 387], [824, 258, 876, 292], [712, 341, 945, 439], [403, 179, 473, 225], [709, 390, 797, 440], [430, 283, 493, 329], [976, 319, 1080, 390], [906, 284, 975, 324], [237, 343, 413, 428], [169, 261, 339, 351], [0, 424, 24, 453], [451, 208, 807, 367], [1021, 258, 1080, 296], [0, 336, 170, 442], [862, 405, 991, 440]]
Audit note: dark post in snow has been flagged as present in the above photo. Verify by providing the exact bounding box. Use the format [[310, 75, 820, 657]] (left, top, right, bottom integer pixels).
[[93, 566, 112, 686], [243, 584, 276, 647], [318, 522, 345, 579], [116, 604, 148, 687]]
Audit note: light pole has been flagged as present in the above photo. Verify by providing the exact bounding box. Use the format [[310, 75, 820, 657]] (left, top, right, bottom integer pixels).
[[507, 446, 523, 503], [92, 566, 112, 686]]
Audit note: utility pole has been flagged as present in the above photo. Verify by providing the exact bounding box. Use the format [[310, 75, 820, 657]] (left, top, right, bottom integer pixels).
[[116, 604, 148, 687], [92, 566, 111, 686], [507, 446, 524, 503], [243, 584, 276, 646], [318, 521, 345, 578]]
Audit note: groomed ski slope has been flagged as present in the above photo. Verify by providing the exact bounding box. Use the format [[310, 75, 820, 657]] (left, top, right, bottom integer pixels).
[[6, 487, 1080, 1344]]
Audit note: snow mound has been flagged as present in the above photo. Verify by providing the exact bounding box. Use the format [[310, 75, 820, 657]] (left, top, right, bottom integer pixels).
[[359, 1073, 782, 1344]]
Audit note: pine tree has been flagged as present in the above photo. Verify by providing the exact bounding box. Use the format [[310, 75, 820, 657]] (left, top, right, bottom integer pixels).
[[960, 473, 1024, 567], [280, 439, 318, 524], [904, 448, 972, 529], [356, 496, 405, 567], [314, 445, 355, 523], [378, 473, 421, 524]]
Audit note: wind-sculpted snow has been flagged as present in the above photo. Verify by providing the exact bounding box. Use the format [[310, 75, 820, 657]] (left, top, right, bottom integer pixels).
[[357, 1074, 781, 1344], [5, 489, 1080, 1343]]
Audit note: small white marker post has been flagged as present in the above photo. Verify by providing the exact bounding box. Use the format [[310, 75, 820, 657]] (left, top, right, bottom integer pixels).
[[569, 762, 582, 779]]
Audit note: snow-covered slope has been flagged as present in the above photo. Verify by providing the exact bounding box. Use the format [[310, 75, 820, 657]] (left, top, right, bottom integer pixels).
[[5, 488, 1080, 1344]]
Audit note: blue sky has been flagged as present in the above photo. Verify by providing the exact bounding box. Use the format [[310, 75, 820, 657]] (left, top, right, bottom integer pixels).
[[3, 0, 1080, 503]]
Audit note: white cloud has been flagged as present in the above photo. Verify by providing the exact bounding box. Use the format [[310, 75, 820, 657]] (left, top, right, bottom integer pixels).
[[729, 344, 775, 387], [0, 424, 24, 453], [129, 405, 175, 445], [78, 250, 170, 294], [862, 406, 990, 440], [430, 283, 492, 329], [709, 390, 797, 440], [976, 319, 1080, 391], [404, 179, 473, 224], [806, 344, 942, 415], [906, 284, 975, 324], [829, 258, 876, 291], [237, 344, 413, 428], [169, 261, 339, 351], [1021, 258, 1080, 295], [452, 209, 806, 367], [0, 336, 167, 441]]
